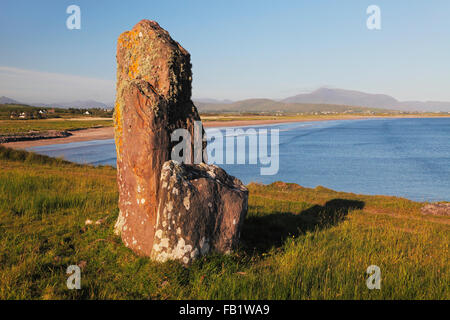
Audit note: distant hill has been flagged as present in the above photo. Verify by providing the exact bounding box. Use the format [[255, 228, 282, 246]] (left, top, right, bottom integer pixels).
[[394, 100, 450, 112], [283, 88, 450, 112], [33, 100, 113, 110], [4, 88, 450, 113], [0, 103, 51, 120], [0, 96, 114, 110], [0, 96, 21, 104], [195, 98, 391, 114], [0, 102, 113, 120], [283, 88, 399, 109], [193, 98, 234, 104]]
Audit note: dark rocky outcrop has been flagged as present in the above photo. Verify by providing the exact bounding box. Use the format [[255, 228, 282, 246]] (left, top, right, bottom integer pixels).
[[113, 20, 248, 263], [421, 203, 450, 216], [0, 130, 71, 144]]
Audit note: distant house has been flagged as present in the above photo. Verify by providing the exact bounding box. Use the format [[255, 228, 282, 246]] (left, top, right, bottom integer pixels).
[[84, 111, 90, 115]]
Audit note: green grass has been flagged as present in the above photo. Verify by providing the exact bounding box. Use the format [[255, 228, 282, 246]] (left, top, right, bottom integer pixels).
[[0, 119, 113, 136], [0, 147, 448, 300], [0, 103, 113, 120]]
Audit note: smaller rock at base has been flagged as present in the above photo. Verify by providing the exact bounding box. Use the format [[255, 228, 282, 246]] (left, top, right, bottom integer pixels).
[[151, 160, 248, 265]]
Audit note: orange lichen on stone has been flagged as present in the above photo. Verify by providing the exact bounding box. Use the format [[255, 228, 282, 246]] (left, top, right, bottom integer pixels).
[[128, 58, 139, 79], [113, 101, 123, 158], [118, 28, 142, 80]]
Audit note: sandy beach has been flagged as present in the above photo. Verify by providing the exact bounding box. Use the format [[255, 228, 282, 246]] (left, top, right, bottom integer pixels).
[[2, 114, 449, 149], [2, 127, 115, 149]]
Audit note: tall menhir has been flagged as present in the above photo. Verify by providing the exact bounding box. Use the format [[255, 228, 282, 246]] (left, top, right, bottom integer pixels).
[[113, 20, 248, 264]]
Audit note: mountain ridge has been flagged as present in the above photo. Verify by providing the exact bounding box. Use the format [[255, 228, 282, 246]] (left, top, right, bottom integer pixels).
[[0, 97, 114, 109], [282, 88, 450, 112], [0, 96, 21, 104], [3, 87, 450, 112]]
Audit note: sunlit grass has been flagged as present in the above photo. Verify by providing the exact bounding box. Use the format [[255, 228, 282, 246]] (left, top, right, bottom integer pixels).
[[0, 147, 448, 299], [0, 119, 113, 136]]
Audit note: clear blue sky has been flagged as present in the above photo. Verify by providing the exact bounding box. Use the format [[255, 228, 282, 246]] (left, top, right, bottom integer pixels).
[[0, 0, 449, 103]]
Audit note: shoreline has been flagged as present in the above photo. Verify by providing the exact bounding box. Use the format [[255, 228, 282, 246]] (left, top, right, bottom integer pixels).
[[2, 114, 450, 149]]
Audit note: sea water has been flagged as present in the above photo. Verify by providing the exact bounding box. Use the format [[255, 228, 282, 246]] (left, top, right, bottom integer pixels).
[[28, 118, 450, 202]]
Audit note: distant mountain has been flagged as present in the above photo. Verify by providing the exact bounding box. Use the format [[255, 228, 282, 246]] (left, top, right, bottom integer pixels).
[[283, 88, 399, 109], [193, 98, 234, 104], [283, 88, 450, 112], [195, 98, 390, 114], [0, 96, 114, 109], [32, 100, 113, 109], [0, 96, 21, 104], [394, 101, 450, 112], [4, 89, 450, 113]]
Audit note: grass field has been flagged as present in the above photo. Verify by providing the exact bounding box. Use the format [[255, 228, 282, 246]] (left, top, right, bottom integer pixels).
[[0, 104, 113, 121], [0, 146, 448, 300], [0, 119, 113, 136]]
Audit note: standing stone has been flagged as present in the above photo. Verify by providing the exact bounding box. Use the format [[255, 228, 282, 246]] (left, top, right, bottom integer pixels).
[[114, 20, 201, 256], [113, 20, 248, 262]]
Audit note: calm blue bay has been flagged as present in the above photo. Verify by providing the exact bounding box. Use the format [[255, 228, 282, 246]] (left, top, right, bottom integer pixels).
[[28, 118, 450, 202]]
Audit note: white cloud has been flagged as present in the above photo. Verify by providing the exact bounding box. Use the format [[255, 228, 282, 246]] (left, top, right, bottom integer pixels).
[[0, 66, 114, 103]]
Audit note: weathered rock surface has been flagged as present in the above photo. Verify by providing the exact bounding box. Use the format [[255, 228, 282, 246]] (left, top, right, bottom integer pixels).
[[113, 20, 248, 262], [421, 203, 450, 216], [152, 161, 248, 264]]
